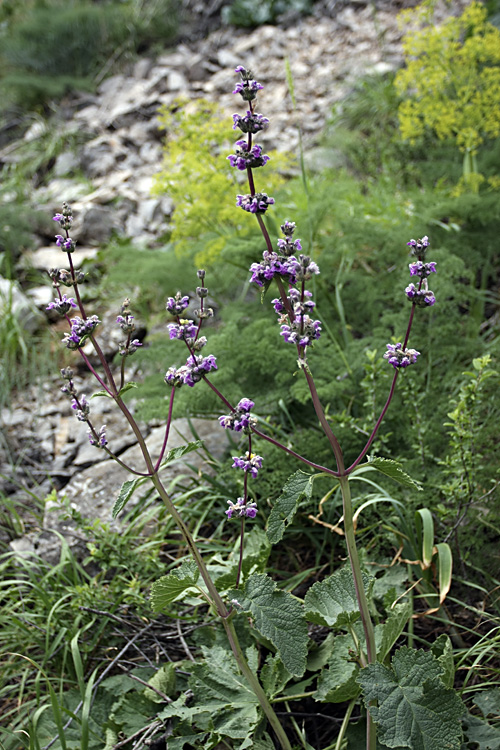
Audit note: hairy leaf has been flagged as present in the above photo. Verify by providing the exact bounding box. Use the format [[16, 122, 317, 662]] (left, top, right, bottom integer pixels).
[[266, 470, 314, 544], [160, 439, 204, 466], [229, 573, 308, 677], [305, 565, 375, 629], [158, 646, 260, 739], [314, 633, 361, 703], [366, 456, 423, 490], [375, 601, 412, 662], [462, 712, 500, 749], [358, 647, 464, 749], [112, 476, 148, 518], [150, 560, 200, 611]]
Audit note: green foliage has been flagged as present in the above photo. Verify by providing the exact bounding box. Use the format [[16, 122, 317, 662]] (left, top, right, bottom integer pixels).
[[266, 470, 314, 544], [222, 0, 312, 27], [305, 566, 375, 629], [358, 647, 465, 749], [152, 98, 292, 267], [396, 2, 500, 187], [0, 0, 178, 110], [229, 573, 309, 676]]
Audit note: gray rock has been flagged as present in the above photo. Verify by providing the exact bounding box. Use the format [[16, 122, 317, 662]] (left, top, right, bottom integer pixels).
[[71, 205, 121, 245], [53, 151, 81, 177], [0, 276, 44, 333]]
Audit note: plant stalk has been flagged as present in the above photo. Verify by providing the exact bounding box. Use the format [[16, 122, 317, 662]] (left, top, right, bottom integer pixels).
[[223, 618, 293, 750], [339, 475, 377, 750]]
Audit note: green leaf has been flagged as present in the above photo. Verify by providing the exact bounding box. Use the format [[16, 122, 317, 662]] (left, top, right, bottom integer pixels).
[[150, 560, 200, 611], [91, 389, 113, 399], [474, 687, 500, 719], [304, 565, 375, 630], [260, 654, 292, 699], [158, 646, 260, 740], [229, 573, 308, 677], [366, 456, 423, 491], [358, 646, 464, 749], [144, 663, 176, 702], [118, 381, 138, 396], [415, 509, 434, 568], [430, 634, 455, 689], [266, 470, 314, 545], [462, 712, 500, 749], [112, 476, 148, 519], [159, 439, 204, 466], [375, 601, 412, 662], [314, 633, 361, 703], [208, 527, 271, 590]]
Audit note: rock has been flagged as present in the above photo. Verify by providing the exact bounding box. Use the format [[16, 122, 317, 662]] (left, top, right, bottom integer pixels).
[[53, 151, 81, 177], [70, 205, 121, 245], [23, 245, 98, 271], [0, 276, 44, 333]]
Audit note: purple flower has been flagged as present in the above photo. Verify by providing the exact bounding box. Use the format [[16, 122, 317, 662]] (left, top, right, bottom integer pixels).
[[62, 315, 100, 349], [119, 339, 143, 357], [165, 353, 217, 388], [46, 295, 77, 316], [236, 192, 275, 215], [407, 236, 430, 256], [71, 394, 90, 421], [55, 235, 76, 252], [166, 293, 190, 315], [409, 261, 437, 278], [116, 313, 136, 333], [405, 283, 436, 307], [53, 203, 73, 230], [384, 342, 420, 369], [295, 255, 320, 281], [249, 251, 299, 286], [227, 141, 270, 171], [232, 69, 264, 101], [167, 319, 198, 341], [280, 315, 322, 348], [89, 425, 107, 448], [226, 497, 258, 519], [219, 398, 256, 432], [232, 452, 263, 478], [232, 111, 269, 134]]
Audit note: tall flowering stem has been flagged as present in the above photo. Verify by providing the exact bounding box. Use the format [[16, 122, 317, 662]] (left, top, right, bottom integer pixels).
[[50, 205, 293, 750], [230, 65, 438, 750]]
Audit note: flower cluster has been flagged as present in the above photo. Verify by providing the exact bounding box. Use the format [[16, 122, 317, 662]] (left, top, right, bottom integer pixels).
[[166, 292, 190, 316], [277, 221, 302, 256], [384, 343, 420, 369], [62, 315, 100, 349], [55, 235, 76, 253], [88, 425, 107, 449], [49, 268, 85, 288], [236, 192, 275, 214], [232, 452, 263, 478], [46, 294, 77, 316], [219, 398, 256, 432], [71, 394, 90, 422], [233, 66, 263, 101], [226, 497, 258, 520], [404, 236, 436, 307], [168, 319, 198, 341], [249, 250, 299, 286], [405, 283, 436, 307], [228, 141, 270, 171], [53, 202, 73, 231], [232, 111, 269, 134], [165, 354, 217, 388]]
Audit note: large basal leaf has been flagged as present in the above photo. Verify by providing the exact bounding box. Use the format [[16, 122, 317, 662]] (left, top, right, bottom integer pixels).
[[462, 712, 500, 749], [229, 573, 308, 677], [150, 560, 200, 611], [266, 470, 313, 545], [304, 565, 375, 630], [314, 633, 361, 703], [358, 646, 464, 749], [365, 456, 423, 491], [158, 646, 260, 740], [260, 654, 292, 700]]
